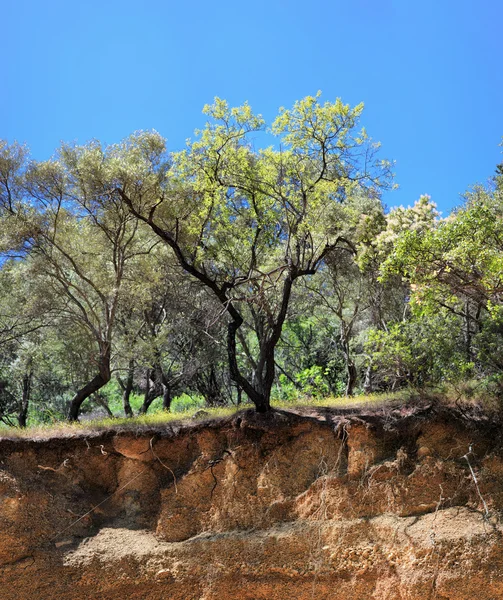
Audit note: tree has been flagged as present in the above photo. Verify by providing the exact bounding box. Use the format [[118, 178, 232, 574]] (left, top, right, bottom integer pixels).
[[379, 180, 503, 383], [113, 94, 393, 411], [382, 191, 500, 331], [301, 193, 392, 396], [113, 257, 227, 415], [0, 140, 158, 420], [365, 312, 470, 390]]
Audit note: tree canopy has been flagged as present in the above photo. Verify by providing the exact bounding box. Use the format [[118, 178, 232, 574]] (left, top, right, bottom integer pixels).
[[0, 95, 502, 425]]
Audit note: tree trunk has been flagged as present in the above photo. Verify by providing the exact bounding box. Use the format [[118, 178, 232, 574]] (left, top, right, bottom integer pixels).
[[17, 368, 33, 428], [363, 363, 374, 394], [464, 299, 472, 362], [254, 397, 271, 413], [341, 325, 357, 397], [68, 352, 111, 421], [122, 358, 134, 418], [251, 342, 276, 412], [138, 369, 156, 415], [227, 319, 271, 412], [345, 360, 357, 396], [224, 274, 296, 414], [195, 366, 225, 407], [162, 384, 172, 411], [93, 393, 114, 418]]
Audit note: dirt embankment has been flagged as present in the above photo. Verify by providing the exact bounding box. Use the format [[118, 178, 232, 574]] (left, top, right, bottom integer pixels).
[[1, 403, 503, 599]]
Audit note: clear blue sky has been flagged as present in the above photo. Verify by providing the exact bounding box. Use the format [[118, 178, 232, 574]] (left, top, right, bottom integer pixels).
[[4, 0, 503, 214]]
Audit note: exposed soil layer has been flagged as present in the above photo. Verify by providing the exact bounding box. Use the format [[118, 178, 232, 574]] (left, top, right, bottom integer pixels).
[[1, 402, 503, 599]]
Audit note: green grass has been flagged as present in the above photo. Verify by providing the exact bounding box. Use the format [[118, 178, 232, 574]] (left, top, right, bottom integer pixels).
[[271, 389, 412, 410], [0, 390, 414, 440]]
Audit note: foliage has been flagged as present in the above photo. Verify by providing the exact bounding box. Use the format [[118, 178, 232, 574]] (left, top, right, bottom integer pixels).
[[365, 312, 473, 390], [0, 97, 502, 426]]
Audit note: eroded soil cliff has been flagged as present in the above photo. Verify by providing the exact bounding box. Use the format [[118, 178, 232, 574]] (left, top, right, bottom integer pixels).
[[1, 403, 503, 599]]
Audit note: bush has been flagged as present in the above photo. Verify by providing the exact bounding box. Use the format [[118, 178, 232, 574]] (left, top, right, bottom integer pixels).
[[170, 393, 206, 413]]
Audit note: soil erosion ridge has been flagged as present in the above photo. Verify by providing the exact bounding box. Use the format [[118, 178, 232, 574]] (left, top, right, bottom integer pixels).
[[1, 402, 503, 599]]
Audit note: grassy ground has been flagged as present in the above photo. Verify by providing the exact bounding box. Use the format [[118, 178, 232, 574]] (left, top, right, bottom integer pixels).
[[0, 390, 415, 440]]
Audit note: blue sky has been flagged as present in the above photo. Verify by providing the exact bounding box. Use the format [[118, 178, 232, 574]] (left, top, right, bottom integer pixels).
[[4, 0, 502, 214]]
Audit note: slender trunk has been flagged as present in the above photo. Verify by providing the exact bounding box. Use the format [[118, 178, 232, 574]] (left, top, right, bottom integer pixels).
[[345, 361, 357, 396], [138, 369, 155, 415], [464, 299, 472, 362], [162, 384, 172, 411], [363, 363, 373, 394], [156, 361, 173, 411], [340, 323, 356, 396], [17, 368, 33, 428], [68, 352, 111, 421], [122, 358, 134, 418], [475, 303, 483, 333], [195, 366, 225, 407], [275, 361, 301, 389], [93, 393, 114, 418]]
